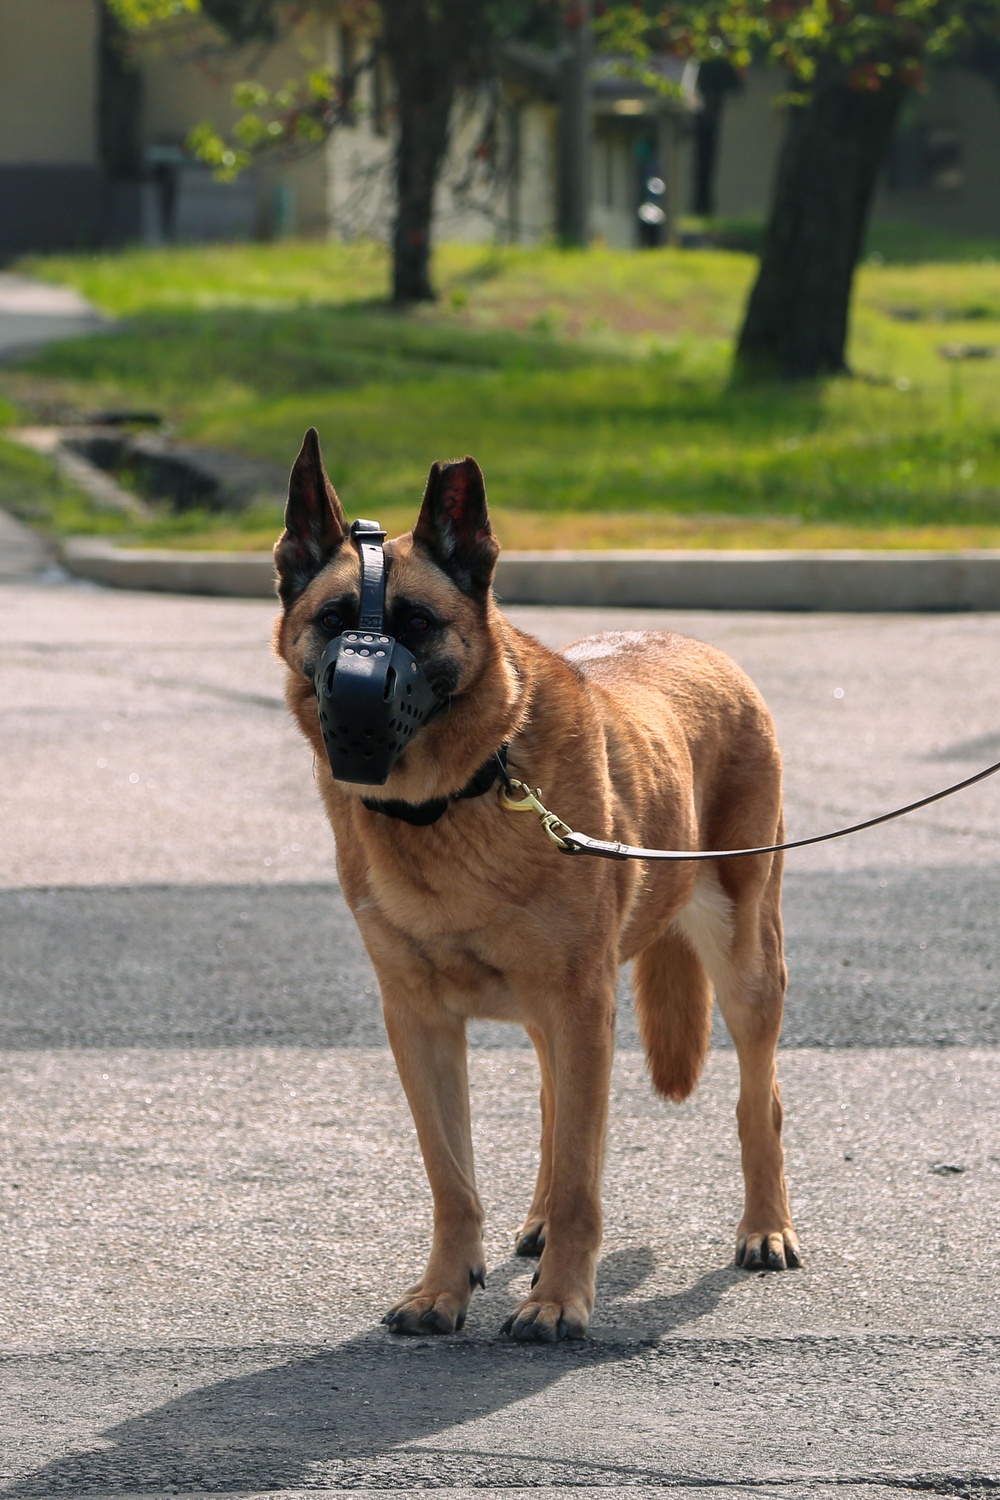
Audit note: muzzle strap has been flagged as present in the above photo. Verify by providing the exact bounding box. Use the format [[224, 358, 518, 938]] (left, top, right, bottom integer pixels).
[[314, 517, 443, 786], [352, 519, 388, 630]]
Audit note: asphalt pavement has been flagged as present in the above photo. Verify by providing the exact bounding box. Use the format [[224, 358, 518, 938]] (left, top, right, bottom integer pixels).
[[0, 527, 998, 1499]]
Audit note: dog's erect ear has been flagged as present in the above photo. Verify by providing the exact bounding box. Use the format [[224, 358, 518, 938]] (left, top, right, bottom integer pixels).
[[274, 428, 347, 606], [412, 456, 499, 595]]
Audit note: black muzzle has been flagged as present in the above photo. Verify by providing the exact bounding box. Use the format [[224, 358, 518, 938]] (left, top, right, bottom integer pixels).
[[314, 520, 442, 786]]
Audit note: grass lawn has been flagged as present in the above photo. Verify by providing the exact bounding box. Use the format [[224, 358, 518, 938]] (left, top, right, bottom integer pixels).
[[2, 235, 1000, 550]]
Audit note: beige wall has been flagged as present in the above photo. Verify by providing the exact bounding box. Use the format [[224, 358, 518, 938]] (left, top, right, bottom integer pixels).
[[873, 70, 1000, 237], [509, 100, 556, 244], [592, 119, 635, 248], [325, 59, 392, 242], [713, 68, 784, 221], [326, 75, 557, 247], [434, 89, 539, 246], [141, 18, 334, 236], [0, 0, 98, 165]]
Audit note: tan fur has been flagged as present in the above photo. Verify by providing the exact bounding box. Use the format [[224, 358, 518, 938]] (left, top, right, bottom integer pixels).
[[632, 924, 714, 1103], [274, 442, 800, 1343]]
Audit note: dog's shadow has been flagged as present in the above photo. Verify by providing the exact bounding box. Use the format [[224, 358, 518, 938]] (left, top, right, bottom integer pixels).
[[4, 1249, 742, 1495]]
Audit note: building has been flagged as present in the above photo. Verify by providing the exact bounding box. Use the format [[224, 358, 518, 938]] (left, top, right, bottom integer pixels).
[[0, 0, 694, 258], [0, 0, 334, 256], [710, 63, 1000, 240], [5, 4, 991, 259]]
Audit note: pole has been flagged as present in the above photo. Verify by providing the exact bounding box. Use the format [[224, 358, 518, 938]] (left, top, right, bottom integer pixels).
[[556, 0, 591, 247]]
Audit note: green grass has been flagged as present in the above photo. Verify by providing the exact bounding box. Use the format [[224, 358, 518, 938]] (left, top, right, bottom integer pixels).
[[4, 236, 1000, 551], [0, 431, 132, 541], [695, 215, 1000, 266]]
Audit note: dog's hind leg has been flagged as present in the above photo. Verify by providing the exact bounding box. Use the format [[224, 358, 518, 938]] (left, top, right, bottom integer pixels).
[[514, 1024, 555, 1258], [379, 998, 487, 1334], [683, 859, 801, 1272], [632, 926, 714, 1103]]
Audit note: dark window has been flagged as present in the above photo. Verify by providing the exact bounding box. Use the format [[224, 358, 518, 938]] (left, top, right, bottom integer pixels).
[[888, 122, 962, 192]]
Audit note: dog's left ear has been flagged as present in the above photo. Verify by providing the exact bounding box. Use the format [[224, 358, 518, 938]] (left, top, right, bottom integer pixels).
[[274, 428, 347, 606], [413, 456, 499, 596]]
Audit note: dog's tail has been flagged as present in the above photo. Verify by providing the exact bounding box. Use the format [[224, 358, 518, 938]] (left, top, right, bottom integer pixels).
[[632, 927, 713, 1102]]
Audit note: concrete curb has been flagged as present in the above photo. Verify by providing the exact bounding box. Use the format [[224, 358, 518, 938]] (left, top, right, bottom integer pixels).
[[494, 548, 1000, 611], [0, 508, 55, 581], [59, 537, 1000, 610], [61, 538, 278, 599]]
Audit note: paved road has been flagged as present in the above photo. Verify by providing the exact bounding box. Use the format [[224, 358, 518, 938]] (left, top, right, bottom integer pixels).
[[0, 543, 998, 1498], [0, 275, 108, 362]]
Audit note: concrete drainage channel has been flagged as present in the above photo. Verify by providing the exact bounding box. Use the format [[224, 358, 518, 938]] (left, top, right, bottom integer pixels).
[[15, 418, 287, 520], [18, 423, 1000, 610]]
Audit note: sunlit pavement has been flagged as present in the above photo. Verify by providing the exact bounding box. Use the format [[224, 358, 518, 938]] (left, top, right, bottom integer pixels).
[[1, 562, 997, 1498], [0, 275, 108, 361]]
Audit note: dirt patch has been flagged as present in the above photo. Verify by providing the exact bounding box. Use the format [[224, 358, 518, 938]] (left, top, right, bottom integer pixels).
[[447, 290, 733, 342]]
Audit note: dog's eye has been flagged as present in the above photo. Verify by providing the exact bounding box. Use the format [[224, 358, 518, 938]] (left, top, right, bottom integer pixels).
[[405, 612, 432, 635], [318, 606, 343, 634]]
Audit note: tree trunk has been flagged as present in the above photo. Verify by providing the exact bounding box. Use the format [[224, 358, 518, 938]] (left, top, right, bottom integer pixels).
[[380, 1, 480, 304], [556, 0, 591, 247], [735, 66, 907, 380], [691, 59, 738, 218], [97, 1, 144, 181], [691, 85, 725, 217]]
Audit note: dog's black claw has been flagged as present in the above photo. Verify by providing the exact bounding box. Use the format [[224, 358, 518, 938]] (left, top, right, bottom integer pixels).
[[499, 1315, 515, 1337], [380, 1311, 393, 1325], [515, 1228, 546, 1258], [786, 1244, 803, 1269], [559, 1315, 588, 1340], [419, 1307, 456, 1334], [530, 1269, 540, 1289], [470, 1266, 486, 1291]]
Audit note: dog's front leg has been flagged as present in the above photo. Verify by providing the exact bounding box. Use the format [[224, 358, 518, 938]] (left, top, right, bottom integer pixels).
[[502, 985, 616, 1342], [380, 996, 486, 1335]]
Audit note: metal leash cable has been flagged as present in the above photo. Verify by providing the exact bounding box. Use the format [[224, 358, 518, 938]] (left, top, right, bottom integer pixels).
[[495, 753, 1000, 862]]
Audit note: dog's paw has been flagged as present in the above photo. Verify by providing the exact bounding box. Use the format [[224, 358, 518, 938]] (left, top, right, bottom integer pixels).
[[382, 1292, 468, 1335], [514, 1219, 546, 1258], [381, 1265, 485, 1336], [499, 1293, 589, 1343], [735, 1228, 802, 1271]]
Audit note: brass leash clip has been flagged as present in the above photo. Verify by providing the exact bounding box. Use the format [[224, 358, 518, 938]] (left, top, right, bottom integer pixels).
[[497, 777, 576, 852]]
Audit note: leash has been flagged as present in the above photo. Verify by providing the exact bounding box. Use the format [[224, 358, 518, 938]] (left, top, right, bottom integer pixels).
[[494, 753, 1000, 862]]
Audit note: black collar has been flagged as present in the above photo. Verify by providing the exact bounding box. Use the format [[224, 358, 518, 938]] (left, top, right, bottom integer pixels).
[[362, 746, 509, 827]]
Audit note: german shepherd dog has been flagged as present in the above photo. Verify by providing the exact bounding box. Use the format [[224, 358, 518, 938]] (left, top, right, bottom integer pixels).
[[274, 429, 800, 1343]]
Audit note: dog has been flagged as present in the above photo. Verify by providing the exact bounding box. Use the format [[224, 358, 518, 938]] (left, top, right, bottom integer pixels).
[[273, 428, 800, 1343]]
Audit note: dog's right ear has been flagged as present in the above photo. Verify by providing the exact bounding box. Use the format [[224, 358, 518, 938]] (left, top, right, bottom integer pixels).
[[274, 428, 347, 606]]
